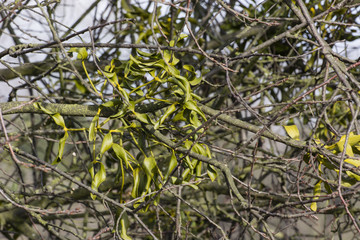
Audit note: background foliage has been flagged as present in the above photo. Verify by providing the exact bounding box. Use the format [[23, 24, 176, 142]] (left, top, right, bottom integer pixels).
[[1, 0, 360, 239]]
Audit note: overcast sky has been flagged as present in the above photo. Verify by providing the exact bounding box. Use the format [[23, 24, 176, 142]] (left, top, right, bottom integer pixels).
[[0, 0, 359, 102]]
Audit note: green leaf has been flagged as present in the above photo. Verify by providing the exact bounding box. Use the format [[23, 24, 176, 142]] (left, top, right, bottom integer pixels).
[[167, 64, 180, 76], [171, 176, 182, 185], [207, 164, 217, 182], [129, 54, 141, 65], [169, 78, 187, 99], [74, 79, 87, 93], [124, 60, 132, 77], [189, 77, 202, 86], [101, 99, 122, 108], [203, 144, 212, 158], [131, 168, 140, 198], [173, 109, 186, 121], [67, 47, 77, 56], [90, 162, 106, 199], [186, 182, 199, 190], [99, 132, 113, 157], [154, 103, 177, 130], [51, 113, 66, 128], [136, 49, 154, 57], [53, 131, 69, 164], [121, 0, 134, 13], [192, 143, 206, 156], [163, 50, 172, 64], [118, 86, 130, 103], [343, 144, 354, 157], [94, 162, 107, 187], [178, 33, 188, 41], [113, 144, 129, 168], [184, 140, 192, 149], [33, 102, 53, 115], [189, 112, 202, 130], [284, 125, 300, 140], [143, 156, 156, 179], [191, 93, 202, 101], [175, 75, 191, 101], [33, 102, 66, 128], [134, 112, 153, 124], [184, 100, 207, 120], [171, 55, 180, 66], [89, 114, 99, 141], [181, 167, 191, 179], [183, 65, 195, 73], [142, 156, 160, 191], [99, 70, 115, 78], [134, 88, 144, 96], [68, 47, 88, 60], [110, 105, 128, 119], [165, 150, 177, 179]]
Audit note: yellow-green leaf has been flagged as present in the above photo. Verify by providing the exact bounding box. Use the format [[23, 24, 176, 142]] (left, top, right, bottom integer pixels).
[[134, 112, 152, 124], [136, 49, 154, 57], [143, 156, 156, 180], [183, 65, 195, 73], [101, 99, 121, 108], [33, 103, 66, 128], [310, 7, 315, 16], [33, 102, 53, 115], [113, 144, 129, 168], [52, 131, 69, 165], [90, 162, 106, 199], [184, 100, 206, 120], [51, 113, 66, 128], [74, 80, 87, 93], [345, 158, 360, 168], [99, 132, 113, 157], [154, 103, 177, 130], [165, 150, 177, 179], [310, 180, 321, 212], [89, 114, 99, 141], [189, 77, 202, 86], [284, 125, 300, 140], [344, 144, 354, 157], [131, 168, 140, 198], [346, 133, 360, 146], [346, 170, 360, 181], [120, 212, 132, 240], [207, 164, 217, 182], [336, 133, 360, 154], [310, 202, 317, 212], [77, 47, 88, 60]]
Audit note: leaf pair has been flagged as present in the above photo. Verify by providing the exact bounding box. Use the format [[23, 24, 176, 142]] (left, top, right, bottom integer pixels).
[[89, 161, 106, 200], [34, 103, 68, 164]]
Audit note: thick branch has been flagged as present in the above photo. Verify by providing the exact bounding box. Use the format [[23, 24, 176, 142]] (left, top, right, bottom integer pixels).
[[0, 101, 169, 116], [1, 101, 306, 148]]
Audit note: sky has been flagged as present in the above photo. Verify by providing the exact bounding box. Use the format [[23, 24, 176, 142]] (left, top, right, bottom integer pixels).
[[0, 0, 359, 102]]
